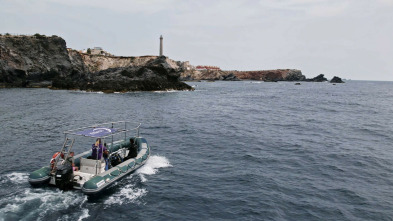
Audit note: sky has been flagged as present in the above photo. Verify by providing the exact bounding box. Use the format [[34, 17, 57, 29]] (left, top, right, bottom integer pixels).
[[1, 0, 392, 81]]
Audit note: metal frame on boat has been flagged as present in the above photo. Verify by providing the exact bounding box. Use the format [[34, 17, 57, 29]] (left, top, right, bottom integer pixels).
[[28, 121, 150, 195]]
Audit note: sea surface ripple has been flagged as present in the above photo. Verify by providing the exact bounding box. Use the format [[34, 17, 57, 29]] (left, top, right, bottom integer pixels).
[[0, 81, 393, 220]]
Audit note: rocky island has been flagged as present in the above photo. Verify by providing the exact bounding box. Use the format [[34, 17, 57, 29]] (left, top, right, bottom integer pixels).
[[0, 34, 193, 92]]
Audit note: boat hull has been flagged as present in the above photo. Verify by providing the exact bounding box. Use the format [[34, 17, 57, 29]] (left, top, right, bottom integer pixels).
[[28, 167, 51, 185], [82, 137, 150, 195], [28, 136, 150, 195]]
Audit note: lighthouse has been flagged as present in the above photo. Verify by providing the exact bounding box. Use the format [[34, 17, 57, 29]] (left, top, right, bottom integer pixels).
[[159, 35, 163, 56]]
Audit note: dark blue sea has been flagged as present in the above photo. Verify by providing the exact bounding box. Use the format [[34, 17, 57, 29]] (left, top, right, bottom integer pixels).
[[1, 80, 393, 221]]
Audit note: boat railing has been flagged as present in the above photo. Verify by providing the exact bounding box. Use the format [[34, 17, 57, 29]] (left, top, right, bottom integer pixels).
[[64, 121, 141, 139]]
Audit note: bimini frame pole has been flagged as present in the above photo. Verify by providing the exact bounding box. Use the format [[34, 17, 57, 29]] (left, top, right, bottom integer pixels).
[[136, 123, 141, 137], [124, 121, 127, 141], [109, 122, 113, 155]]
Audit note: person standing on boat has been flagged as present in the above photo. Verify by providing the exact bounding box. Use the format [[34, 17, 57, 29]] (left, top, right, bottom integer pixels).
[[66, 152, 79, 171], [103, 143, 109, 170], [92, 138, 107, 160]]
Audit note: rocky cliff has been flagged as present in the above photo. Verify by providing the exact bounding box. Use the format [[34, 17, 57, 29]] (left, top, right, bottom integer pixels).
[[0, 34, 192, 91], [0, 34, 74, 87]]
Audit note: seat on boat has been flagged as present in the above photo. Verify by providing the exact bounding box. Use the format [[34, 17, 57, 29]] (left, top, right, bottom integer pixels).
[[80, 158, 104, 175]]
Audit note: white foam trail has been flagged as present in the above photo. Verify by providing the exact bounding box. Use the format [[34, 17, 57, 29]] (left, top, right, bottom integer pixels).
[[139, 174, 147, 183], [78, 209, 90, 221], [0, 188, 88, 221], [104, 183, 147, 206], [136, 155, 172, 176], [0, 172, 29, 185], [77, 196, 89, 221], [103, 155, 171, 206]]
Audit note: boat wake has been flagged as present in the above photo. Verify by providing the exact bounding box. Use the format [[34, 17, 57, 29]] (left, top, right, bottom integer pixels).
[[104, 182, 147, 206], [0, 185, 88, 221], [104, 155, 172, 206], [0, 172, 29, 185], [0, 155, 171, 220], [137, 155, 172, 181]]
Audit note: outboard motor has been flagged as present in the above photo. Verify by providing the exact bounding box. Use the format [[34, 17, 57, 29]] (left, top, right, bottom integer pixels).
[[55, 164, 73, 190]]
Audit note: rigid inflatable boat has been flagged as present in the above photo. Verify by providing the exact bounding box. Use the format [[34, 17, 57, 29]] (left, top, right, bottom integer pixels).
[[28, 121, 150, 195]]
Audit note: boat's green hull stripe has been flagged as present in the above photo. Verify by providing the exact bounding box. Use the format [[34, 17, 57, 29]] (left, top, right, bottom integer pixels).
[[128, 161, 135, 168], [83, 176, 105, 190], [29, 167, 51, 184], [119, 165, 128, 173], [110, 169, 121, 176]]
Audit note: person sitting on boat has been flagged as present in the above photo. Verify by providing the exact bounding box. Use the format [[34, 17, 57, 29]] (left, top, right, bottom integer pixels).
[[126, 138, 138, 159]]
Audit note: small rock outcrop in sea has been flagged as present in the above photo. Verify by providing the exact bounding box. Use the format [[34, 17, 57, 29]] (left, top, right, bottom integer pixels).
[[222, 73, 240, 81], [307, 74, 328, 82], [0, 34, 192, 92], [284, 70, 306, 81], [330, 76, 344, 83]]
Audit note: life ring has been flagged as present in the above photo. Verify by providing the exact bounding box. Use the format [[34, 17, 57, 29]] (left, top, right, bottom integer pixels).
[[50, 152, 64, 169]]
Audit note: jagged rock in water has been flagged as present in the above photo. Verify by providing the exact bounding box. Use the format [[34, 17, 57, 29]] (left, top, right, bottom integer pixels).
[[284, 70, 306, 81], [307, 74, 328, 82], [222, 73, 240, 81], [330, 76, 344, 83]]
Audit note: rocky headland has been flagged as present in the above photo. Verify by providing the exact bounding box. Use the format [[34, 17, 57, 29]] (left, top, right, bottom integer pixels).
[[180, 69, 305, 81], [0, 34, 344, 91], [180, 69, 343, 83], [0, 34, 192, 92]]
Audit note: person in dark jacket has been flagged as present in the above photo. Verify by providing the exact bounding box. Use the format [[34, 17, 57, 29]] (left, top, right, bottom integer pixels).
[[124, 138, 138, 160]]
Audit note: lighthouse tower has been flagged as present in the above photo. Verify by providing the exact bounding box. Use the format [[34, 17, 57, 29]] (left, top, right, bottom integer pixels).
[[159, 35, 163, 56]]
